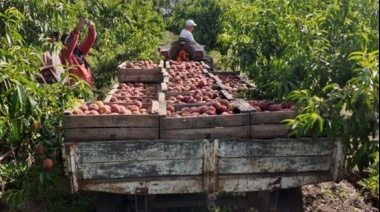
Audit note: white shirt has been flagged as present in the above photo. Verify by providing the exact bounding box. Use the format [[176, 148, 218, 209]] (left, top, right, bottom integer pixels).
[[51, 50, 64, 81], [179, 29, 196, 42]]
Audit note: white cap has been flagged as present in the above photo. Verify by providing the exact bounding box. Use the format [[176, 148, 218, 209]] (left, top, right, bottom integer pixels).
[[186, 20, 197, 27]]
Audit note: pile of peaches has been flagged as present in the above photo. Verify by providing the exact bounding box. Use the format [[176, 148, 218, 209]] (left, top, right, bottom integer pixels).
[[117, 82, 158, 90], [72, 101, 152, 115], [123, 60, 160, 69], [168, 60, 206, 70], [248, 100, 295, 112], [166, 99, 237, 117], [215, 74, 252, 94], [166, 90, 226, 104]]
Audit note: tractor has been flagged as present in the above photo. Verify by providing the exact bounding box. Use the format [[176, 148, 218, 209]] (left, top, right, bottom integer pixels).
[[159, 37, 215, 70]]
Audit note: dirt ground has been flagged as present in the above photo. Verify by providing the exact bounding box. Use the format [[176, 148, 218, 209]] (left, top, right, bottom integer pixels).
[[302, 172, 379, 212]]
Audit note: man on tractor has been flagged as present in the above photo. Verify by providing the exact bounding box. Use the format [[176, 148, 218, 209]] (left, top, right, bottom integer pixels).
[[159, 19, 214, 70], [179, 19, 199, 45]]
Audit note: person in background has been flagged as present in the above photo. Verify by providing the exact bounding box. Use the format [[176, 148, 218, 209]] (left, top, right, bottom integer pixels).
[[60, 19, 96, 88], [179, 19, 199, 45], [40, 32, 64, 84]]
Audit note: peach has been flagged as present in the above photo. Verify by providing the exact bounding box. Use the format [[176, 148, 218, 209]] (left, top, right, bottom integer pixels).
[[43, 158, 54, 170], [111, 104, 121, 113], [79, 103, 88, 111], [95, 101, 104, 107], [258, 101, 268, 111], [88, 103, 99, 111], [73, 109, 84, 115]]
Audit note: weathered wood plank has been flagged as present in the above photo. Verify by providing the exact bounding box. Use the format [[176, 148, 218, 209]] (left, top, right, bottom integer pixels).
[[250, 111, 295, 124], [64, 128, 159, 142], [117, 69, 163, 75], [231, 99, 255, 113], [75, 140, 204, 162], [78, 173, 331, 194], [160, 82, 168, 92], [218, 173, 331, 193], [117, 74, 164, 83], [160, 126, 250, 139], [218, 138, 333, 157], [117, 61, 162, 75], [158, 94, 167, 116], [160, 113, 249, 129], [63, 114, 159, 128], [80, 159, 203, 179], [219, 156, 331, 174], [220, 90, 234, 100], [81, 177, 204, 194], [250, 124, 291, 138], [216, 81, 228, 90]]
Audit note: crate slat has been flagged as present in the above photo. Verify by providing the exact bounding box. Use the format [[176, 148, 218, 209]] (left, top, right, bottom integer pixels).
[[160, 126, 250, 139], [64, 128, 159, 142], [250, 111, 295, 124], [250, 124, 291, 138]]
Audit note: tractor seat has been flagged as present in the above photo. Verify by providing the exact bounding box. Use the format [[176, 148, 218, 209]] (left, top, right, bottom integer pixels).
[[178, 37, 187, 45]]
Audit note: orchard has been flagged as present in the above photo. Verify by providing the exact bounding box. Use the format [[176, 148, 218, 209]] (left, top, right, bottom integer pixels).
[[0, 0, 378, 211]]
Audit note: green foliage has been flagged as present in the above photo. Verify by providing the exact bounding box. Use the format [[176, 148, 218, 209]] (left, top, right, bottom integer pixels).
[[217, 0, 379, 192], [1, 0, 166, 209], [285, 50, 379, 172], [166, 0, 223, 50], [218, 0, 379, 99], [359, 151, 379, 198], [87, 0, 165, 89]]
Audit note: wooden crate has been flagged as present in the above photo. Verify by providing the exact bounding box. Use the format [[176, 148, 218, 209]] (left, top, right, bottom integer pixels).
[[250, 110, 295, 139], [210, 72, 256, 98], [117, 61, 165, 83], [232, 99, 296, 139], [164, 90, 234, 105], [63, 101, 165, 142], [103, 88, 159, 103], [160, 104, 249, 139], [112, 83, 160, 91]]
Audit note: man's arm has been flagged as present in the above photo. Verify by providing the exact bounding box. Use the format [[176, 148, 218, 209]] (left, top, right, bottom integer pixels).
[[60, 20, 86, 63], [78, 21, 96, 56]]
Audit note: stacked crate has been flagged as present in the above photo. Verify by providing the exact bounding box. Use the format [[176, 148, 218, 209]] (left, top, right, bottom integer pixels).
[[159, 62, 250, 139], [63, 61, 167, 141], [63, 61, 300, 142]]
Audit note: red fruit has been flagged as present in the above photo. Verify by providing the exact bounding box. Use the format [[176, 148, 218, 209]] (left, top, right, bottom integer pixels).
[[167, 105, 175, 113], [36, 144, 44, 154], [88, 103, 99, 111], [79, 103, 89, 111], [271, 104, 283, 111], [42, 158, 54, 170], [258, 101, 268, 111], [188, 98, 197, 103], [73, 109, 84, 115], [249, 100, 258, 107], [88, 110, 99, 115], [98, 105, 110, 114], [197, 80, 207, 88], [212, 102, 222, 111], [199, 106, 208, 114], [111, 104, 121, 113], [134, 100, 143, 109], [253, 106, 261, 112], [281, 102, 290, 109]]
